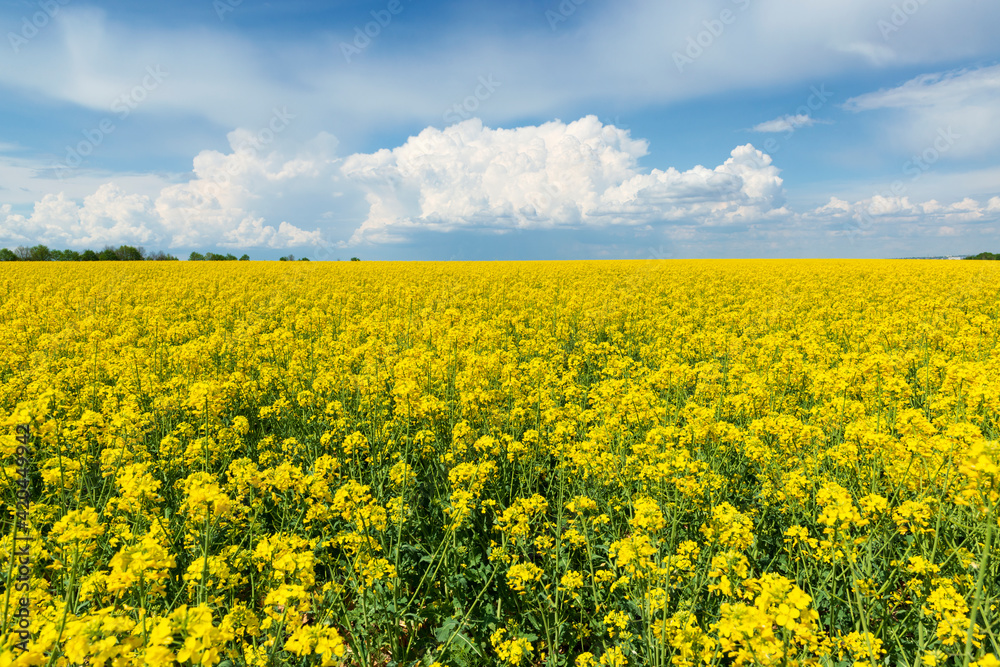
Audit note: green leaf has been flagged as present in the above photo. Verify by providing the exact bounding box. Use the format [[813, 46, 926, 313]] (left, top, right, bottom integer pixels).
[[434, 616, 460, 643]]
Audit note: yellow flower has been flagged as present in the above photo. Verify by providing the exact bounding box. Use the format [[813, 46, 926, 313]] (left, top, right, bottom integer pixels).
[[816, 481, 862, 534], [599, 646, 627, 667], [603, 610, 631, 639], [506, 562, 544, 594], [560, 569, 585, 598], [629, 495, 666, 533], [700, 502, 754, 551], [491, 627, 534, 665], [50, 506, 105, 544]]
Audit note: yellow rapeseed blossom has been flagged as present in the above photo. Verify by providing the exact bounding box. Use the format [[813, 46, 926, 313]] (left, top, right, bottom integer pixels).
[[1, 259, 999, 666]]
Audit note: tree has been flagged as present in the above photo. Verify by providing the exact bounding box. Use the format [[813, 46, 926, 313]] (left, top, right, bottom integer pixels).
[[81, 249, 99, 261], [207, 252, 236, 261], [965, 251, 999, 260], [299, 257, 310, 261], [189, 252, 206, 261], [114, 245, 145, 261], [98, 246, 119, 261], [239, 254, 250, 261], [14, 246, 31, 260], [200, 252, 237, 261], [0, 248, 17, 261], [350, 257, 360, 262], [147, 250, 178, 261], [26, 245, 52, 261], [279, 254, 295, 262], [53, 249, 81, 261]]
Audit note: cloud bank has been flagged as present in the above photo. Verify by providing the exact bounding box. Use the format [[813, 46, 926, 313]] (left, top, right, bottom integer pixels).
[[2, 115, 999, 255], [1, 128, 337, 250], [340, 116, 787, 245]]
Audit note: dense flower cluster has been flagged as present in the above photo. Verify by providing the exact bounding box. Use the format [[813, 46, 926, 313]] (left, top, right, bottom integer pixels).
[[0, 259, 998, 665]]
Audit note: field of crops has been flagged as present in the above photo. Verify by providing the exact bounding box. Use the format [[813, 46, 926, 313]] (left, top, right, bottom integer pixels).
[[0, 260, 998, 667]]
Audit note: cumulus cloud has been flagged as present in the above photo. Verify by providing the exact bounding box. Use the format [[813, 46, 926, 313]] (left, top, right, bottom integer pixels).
[[150, 128, 337, 249], [808, 193, 1000, 241], [1, 185, 159, 247], [340, 116, 789, 245], [0, 129, 336, 250], [3, 116, 999, 255]]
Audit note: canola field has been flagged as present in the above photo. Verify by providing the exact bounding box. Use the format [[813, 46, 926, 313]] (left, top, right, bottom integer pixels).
[[0, 259, 998, 667]]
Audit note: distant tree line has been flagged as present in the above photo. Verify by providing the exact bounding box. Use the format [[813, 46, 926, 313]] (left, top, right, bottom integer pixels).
[[0, 244, 178, 261], [965, 252, 1000, 260], [1, 244, 361, 262], [189, 252, 250, 261]]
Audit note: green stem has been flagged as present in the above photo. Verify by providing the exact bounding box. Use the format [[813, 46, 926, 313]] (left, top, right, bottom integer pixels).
[[963, 499, 997, 667]]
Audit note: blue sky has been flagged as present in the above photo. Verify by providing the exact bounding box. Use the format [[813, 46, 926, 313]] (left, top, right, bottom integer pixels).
[[1, 0, 999, 259]]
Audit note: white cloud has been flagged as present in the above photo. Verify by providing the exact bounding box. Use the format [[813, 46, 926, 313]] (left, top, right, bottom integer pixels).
[[844, 66, 1000, 111], [0, 185, 159, 247], [808, 193, 1000, 241], [843, 64, 1000, 158], [752, 114, 827, 133], [0, 153, 171, 209], [340, 116, 789, 245], [3, 1, 1000, 147], [0, 7, 284, 129], [3, 116, 999, 255], [0, 130, 336, 250], [147, 129, 340, 249]]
